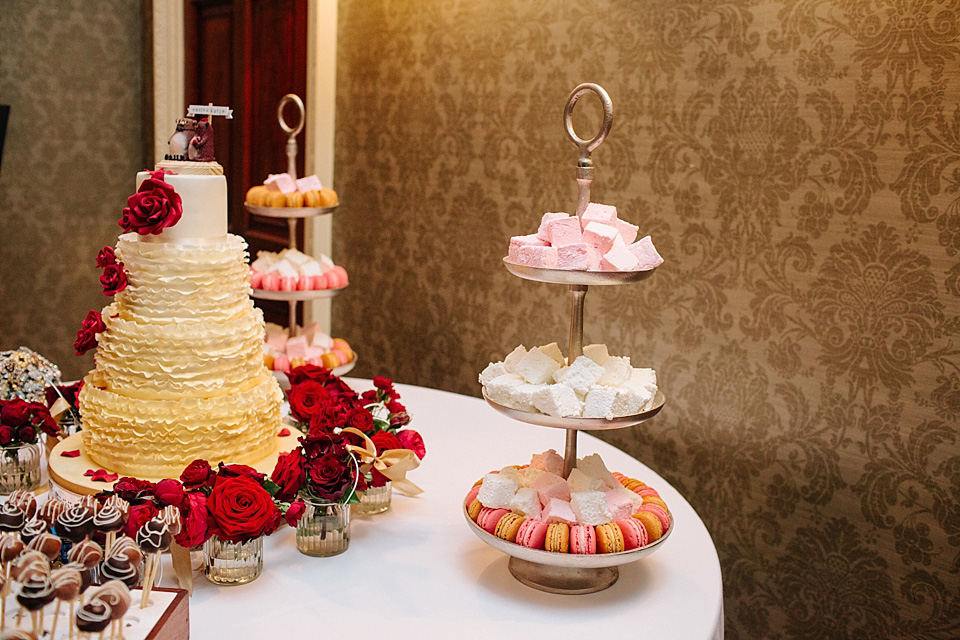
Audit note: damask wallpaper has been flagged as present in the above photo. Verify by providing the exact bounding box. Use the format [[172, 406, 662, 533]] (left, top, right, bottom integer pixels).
[[0, 0, 143, 382], [333, 2, 960, 638]]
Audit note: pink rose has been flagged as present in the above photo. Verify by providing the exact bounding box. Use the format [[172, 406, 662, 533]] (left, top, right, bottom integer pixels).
[[119, 169, 183, 235], [175, 492, 211, 548], [154, 478, 186, 509], [396, 429, 426, 460], [73, 310, 106, 356], [284, 499, 306, 527]]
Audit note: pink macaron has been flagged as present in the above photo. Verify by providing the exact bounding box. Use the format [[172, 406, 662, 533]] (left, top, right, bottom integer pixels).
[[634, 486, 660, 499], [477, 508, 510, 534], [616, 519, 648, 550], [637, 504, 670, 533], [569, 524, 596, 554], [464, 485, 481, 507], [515, 519, 548, 550]]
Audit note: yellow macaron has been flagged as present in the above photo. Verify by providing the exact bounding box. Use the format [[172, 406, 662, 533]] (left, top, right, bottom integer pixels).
[[494, 514, 525, 542], [633, 510, 663, 541], [545, 523, 569, 553], [596, 523, 625, 553], [467, 499, 483, 522]]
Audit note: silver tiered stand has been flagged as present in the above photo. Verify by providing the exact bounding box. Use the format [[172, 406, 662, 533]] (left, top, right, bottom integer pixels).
[[245, 94, 355, 378], [465, 84, 668, 595]]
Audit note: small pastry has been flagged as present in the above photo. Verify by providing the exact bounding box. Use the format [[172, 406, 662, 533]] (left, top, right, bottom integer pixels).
[[285, 191, 304, 207], [26, 531, 61, 561], [67, 538, 103, 570], [303, 189, 322, 207], [7, 489, 38, 518], [0, 502, 26, 532], [19, 518, 47, 545], [317, 187, 338, 206], [246, 185, 269, 205], [268, 191, 287, 207]]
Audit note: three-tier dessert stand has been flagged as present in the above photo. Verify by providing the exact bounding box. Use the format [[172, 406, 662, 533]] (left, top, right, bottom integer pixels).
[[465, 83, 669, 594], [245, 94, 355, 378]]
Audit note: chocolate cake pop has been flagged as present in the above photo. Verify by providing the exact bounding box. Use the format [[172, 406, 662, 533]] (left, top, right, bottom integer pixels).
[[26, 531, 61, 561], [18, 517, 47, 545], [160, 505, 182, 537], [36, 498, 67, 528], [0, 531, 24, 563], [109, 536, 142, 565], [136, 518, 170, 608], [56, 504, 94, 542], [99, 555, 139, 589], [76, 599, 112, 635], [49, 565, 83, 639], [67, 538, 103, 570], [93, 504, 126, 555], [0, 502, 26, 532], [6, 489, 37, 519], [10, 550, 48, 582], [62, 560, 93, 595], [16, 571, 54, 636], [90, 580, 131, 639]]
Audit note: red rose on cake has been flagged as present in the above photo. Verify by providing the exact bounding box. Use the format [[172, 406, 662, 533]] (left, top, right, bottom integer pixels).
[[207, 476, 282, 543], [99, 262, 128, 296], [73, 310, 106, 356], [119, 169, 183, 235], [95, 246, 118, 268]]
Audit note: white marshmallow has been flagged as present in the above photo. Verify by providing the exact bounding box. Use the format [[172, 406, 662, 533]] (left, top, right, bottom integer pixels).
[[582, 343, 609, 365], [509, 487, 543, 520], [567, 468, 605, 493], [503, 345, 527, 373], [484, 373, 525, 407], [532, 384, 583, 417], [514, 348, 561, 384], [477, 473, 519, 509], [598, 355, 632, 387], [537, 342, 565, 366], [479, 362, 508, 386], [509, 383, 547, 412], [577, 454, 620, 490], [555, 355, 604, 397], [570, 491, 614, 526], [582, 386, 618, 419]]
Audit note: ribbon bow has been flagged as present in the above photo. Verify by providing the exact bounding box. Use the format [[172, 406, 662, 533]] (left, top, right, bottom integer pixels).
[[342, 427, 423, 496]]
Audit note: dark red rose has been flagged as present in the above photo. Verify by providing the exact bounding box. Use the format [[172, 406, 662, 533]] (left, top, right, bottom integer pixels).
[[119, 170, 183, 235], [395, 429, 426, 459], [99, 262, 128, 296], [0, 426, 14, 445], [95, 247, 117, 268], [370, 430, 403, 455], [287, 364, 334, 387], [207, 476, 282, 543], [16, 425, 37, 444], [270, 449, 306, 502], [369, 466, 390, 488], [154, 478, 186, 508], [306, 452, 354, 502], [284, 499, 306, 527], [300, 432, 346, 460], [359, 389, 378, 405], [385, 399, 406, 414], [216, 463, 264, 484], [175, 492, 211, 548], [24, 403, 58, 437], [373, 376, 394, 391], [113, 477, 156, 502], [287, 381, 333, 424], [180, 459, 214, 489], [0, 399, 30, 427], [123, 502, 159, 538], [345, 407, 375, 433], [74, 310, 106, 356]]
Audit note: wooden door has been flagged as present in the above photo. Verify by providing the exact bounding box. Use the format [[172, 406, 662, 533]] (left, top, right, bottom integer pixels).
[[184, 0, 308, 327]]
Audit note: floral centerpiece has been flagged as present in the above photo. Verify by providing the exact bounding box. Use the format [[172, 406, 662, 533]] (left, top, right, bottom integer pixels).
[[277, 366, 425, 553], [0, 398, 61, 493]]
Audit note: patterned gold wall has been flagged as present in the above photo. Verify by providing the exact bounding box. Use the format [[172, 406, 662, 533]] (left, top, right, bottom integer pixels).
[[0, 0, 143, 382], [333, 2, 960, 637]]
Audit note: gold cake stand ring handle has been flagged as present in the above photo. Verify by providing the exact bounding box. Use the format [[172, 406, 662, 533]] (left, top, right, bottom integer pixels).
[[563, 83, 613, 217], [277, 93, 305, 138]]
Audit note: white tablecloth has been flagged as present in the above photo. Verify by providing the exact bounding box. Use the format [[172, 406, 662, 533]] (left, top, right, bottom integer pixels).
[[159, 380, 724, 640]]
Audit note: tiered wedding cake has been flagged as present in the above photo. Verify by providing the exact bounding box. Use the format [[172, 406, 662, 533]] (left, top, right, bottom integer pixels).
[[78, 156, 284, 477]]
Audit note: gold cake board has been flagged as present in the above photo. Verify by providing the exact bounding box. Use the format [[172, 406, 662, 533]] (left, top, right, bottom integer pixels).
[[48, 427, 303, 495]]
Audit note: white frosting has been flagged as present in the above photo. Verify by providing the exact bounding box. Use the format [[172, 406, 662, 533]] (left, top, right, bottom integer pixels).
[[135, 172, 228, 241]]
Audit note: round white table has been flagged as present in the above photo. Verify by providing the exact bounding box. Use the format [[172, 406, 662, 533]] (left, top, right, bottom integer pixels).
[[159, 380, 724, 639]]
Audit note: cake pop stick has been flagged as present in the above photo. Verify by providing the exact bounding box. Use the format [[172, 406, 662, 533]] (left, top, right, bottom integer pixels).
[[92, 505, 125, 557], [50, 565, 82, 640], [135, 519, 170, 609], [0, 532, 23, 626], [61, 561, 90, 640]]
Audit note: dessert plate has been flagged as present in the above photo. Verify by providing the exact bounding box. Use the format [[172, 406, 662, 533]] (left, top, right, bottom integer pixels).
[[503, 258, 657, 286], [245, 203, 338, 219], [482, 389, 665, 431], [251, 285, 347, 301], [463, 505, 672, 569]]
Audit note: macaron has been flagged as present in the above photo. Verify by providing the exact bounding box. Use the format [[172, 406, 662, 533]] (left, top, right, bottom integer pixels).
[[616, 518, 648, 550], [595, 523, 624, 554], [635, 486, 660, 499], [464, 486, 481, 507], [545, 523, 569, 553], [569, 525, 596, 555], [494, 513, 524, 542], [467, 499, 483, 522], [642, 496, 668, 510], [638, 503, 671, 533], [477, 508, 510, 534], [515, 519, 547, 550], [633, 510, 663, 541]]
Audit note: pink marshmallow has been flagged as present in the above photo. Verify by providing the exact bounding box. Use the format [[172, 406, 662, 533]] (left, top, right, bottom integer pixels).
[[614, 219, 639, 245], [556, 243, 601, 271], [514, 245, 558, 269], [286, 336, 308, 359], [307, 355, 324, 366], [542, 499, 578, 525], [581, 203, 617, 228], [262, 272, 281, 291], [250, 271, 264, 288], [265, 332, 287, 352], [530, 450, 564, 475], [605, 490, 637, 521], [537, 213, 570, 242], [629, 236, 664, 270], [295, 175, 323, 192], [600, 242, 640, 271], [546, 217, 583, 247], [582, 222, 620, 254], [532, 472, 571, 506], [265, 173, 297, 194]]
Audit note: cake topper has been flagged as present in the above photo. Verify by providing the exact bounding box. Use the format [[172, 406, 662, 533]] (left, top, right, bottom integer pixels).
[[164, 103, 233, 163]]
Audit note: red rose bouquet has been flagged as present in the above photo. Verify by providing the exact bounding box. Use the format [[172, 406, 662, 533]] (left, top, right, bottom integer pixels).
[[0, 398, 61, 447], [279, 368, 424, 498]]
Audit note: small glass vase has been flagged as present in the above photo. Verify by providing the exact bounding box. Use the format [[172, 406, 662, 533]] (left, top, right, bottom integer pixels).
[[203, 535, 263, 585], [296, 497, 351, 557], [0, 442, 42, 495], [355, 480, 392, 515]]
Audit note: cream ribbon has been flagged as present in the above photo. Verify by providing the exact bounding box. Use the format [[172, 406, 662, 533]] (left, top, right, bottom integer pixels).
[[341, 427, 423, 496]]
